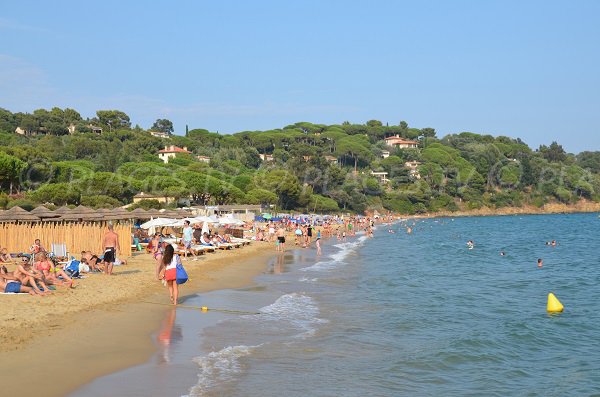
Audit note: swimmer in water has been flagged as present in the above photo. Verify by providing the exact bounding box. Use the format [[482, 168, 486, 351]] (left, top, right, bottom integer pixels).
[[500, 251, 506, 256], [551, 240, 557, 247], [467, 240, 474, 249], [537, 258, 543, 268]]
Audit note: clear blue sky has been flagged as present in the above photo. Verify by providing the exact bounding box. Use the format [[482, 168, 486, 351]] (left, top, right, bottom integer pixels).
[[1, 0, 599, 153]]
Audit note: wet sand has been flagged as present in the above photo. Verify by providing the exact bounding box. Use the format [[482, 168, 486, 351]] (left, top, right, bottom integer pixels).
[[0, 241, 274, 397]]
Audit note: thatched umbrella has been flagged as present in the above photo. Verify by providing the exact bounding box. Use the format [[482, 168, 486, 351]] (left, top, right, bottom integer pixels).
[[53, 206, 73, 215], [130, 208, 151, 219], [58, 205, 104, 222], [145, 209, 163, 218], [103, 207, 132, 221], [0, 206, 41, 222], [161, 209, 181, 218], [30, 206, 60, 219]]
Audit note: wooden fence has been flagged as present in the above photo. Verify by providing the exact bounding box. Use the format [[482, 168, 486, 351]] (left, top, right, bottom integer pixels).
[[0, 221, 132, 258]]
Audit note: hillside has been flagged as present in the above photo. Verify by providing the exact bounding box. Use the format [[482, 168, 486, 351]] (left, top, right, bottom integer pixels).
[[1, 107, 600, 214]]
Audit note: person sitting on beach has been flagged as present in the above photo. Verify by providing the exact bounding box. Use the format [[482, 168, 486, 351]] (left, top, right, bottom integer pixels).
[[34, 252, 74, 288], [200, 232, 214, 246], [192, 224, 203, 244], [13, 257, 51, 295], [0, 272, 39, 295], [0, 248, 12, 263], [30, 239, 47, 255]]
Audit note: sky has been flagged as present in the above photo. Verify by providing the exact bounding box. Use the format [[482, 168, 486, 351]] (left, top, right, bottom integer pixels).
[[1, 0, 599, 153]]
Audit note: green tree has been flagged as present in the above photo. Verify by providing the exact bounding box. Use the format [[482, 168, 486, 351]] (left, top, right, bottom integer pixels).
[[151, 119, 174, 134], [96, 110, 131, 130], [0, 152, 27, 193]]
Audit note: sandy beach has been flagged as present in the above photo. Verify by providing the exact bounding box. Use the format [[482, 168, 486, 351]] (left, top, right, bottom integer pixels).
[[0, 240, 274, 397]]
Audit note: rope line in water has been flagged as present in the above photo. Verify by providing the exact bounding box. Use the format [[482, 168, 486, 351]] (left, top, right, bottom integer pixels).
[[141, 300, 261, 315]]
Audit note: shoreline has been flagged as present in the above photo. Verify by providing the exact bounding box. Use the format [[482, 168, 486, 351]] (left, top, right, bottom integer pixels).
[[413, 201, 600, 219], [0, 241, 276, 397]]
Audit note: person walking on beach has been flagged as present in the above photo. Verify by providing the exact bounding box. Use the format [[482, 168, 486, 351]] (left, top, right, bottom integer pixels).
[[159, 244, 181, 305], [102, 223, 120, 275], [181, 220, 197, 261]]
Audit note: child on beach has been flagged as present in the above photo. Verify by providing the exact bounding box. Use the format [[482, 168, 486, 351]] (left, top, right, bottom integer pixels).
[[158, 244, 182, 305]]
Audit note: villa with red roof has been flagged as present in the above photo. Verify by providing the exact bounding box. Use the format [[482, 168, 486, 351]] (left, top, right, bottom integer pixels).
[[158, 145, 191, 163], [384, 135, 419, 149]]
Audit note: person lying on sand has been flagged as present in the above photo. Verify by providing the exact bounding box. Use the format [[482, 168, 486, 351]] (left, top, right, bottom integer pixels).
[[0, 273, 39, 295], [34, 252, 74, 288], [81, 251, 102, 272]]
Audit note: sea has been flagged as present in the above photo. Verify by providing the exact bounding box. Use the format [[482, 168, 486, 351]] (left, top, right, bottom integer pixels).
[[71, 213, 600, 397]]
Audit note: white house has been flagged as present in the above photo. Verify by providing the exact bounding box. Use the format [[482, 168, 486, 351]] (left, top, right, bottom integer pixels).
[[149, 131, 171, 139], [371, 171, 390, 184], [158, 145, 191, 163], [196, 155, 211, 163], [259, 154, 274, 162]]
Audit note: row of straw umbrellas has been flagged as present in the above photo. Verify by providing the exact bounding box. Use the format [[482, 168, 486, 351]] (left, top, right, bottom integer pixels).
[[0, 205, 193, 223]]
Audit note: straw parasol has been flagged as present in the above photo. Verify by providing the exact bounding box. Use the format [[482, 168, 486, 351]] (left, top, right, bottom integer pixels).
[[53, 206, 73, 215], [30, 206, 60, 219], [0, 206, 41, 222], [58, 205, 104, 222], [103, 207, 132, 221], [130, 208, 151, 219]]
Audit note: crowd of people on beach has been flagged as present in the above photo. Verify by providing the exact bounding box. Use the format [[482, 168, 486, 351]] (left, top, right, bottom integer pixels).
[[0, 223, 127, 295]]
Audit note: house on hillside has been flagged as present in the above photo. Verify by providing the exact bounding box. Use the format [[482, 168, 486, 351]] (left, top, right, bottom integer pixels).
[[324, 155, 338, 165], [371, 171, 390, 184], [381, 150, 390, 159], [196, 155, 211, 163], [149, 130, 170, 139], [133, 192, 178, 204], [404, 161, 422, 179], [384, 135, 418, 149], [259, 154, 274, 162], [158, 145, 191, 163]]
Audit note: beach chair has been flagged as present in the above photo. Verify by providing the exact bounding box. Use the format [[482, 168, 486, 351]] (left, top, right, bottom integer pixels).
[[51, 243, 69, 262]]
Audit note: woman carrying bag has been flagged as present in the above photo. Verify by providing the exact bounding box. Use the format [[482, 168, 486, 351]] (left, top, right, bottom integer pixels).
[[159, 245, 188, 305]]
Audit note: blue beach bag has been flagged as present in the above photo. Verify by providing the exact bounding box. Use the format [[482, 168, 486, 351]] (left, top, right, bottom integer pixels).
[[175, 256, 188, 285]]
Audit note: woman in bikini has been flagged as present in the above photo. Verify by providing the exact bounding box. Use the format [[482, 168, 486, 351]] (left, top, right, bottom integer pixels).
[[34, 252, 74, 288]]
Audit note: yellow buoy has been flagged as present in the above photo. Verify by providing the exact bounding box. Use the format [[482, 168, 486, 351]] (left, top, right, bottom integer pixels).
[[547, 293, 564, 313], [201, 306, 209, 312]]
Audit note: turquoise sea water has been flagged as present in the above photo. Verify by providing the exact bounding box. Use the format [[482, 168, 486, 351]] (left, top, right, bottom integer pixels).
[[73, 213, 600, 397]]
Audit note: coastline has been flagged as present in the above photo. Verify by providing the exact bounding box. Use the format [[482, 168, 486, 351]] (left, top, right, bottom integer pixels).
[[417, 200, 600, 219], [0, 241, 275, 397]]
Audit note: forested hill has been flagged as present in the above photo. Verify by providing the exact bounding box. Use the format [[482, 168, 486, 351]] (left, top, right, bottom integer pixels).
[[1, 107, 600, 214]]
